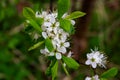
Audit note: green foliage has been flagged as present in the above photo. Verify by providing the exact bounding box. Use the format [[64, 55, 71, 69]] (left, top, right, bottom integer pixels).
[[28, 41, 44, 51], [62, 56, 80, 69], [101, 67, 118, 79], [23, 7, 43, 33], [51, 61, 58, 80], [45, 38, 54, 52], [46, 58, 56, 76], [65, 11, 86, 19], [29, 19, 43, 33], [60, 19, 74, 34], [58, 0, 70, 19], [23, 7, 35, 19]]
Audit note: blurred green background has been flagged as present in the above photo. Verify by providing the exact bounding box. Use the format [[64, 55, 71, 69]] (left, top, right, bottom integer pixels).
[[0, 0, 120, 80]]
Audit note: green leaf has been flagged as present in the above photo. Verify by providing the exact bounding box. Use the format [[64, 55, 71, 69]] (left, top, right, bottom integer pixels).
[[51, 61, 58, 80], [46, 58, 56, 76], [29, 19, 42, 33], [36, 18, 44, 26], [58, 0, 70, 19], [45, 38, 54, 52], [65, 11, 86, 19], [62, 56, 80, 69], [28, 41, 44, 51], [23, 7, 35, 19], [101, 67, 118, 78], [60, 19, 74, 34]]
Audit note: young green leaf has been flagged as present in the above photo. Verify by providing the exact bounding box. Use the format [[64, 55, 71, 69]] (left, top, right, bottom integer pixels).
[[65, 11, 86, 19], [29, 19, 42, 33], [46, 58, 56, 76], [23, 7, 35, 19], [28, 41, 44, 51], [51, 61, 58, 80], [45, 38, 54, 52], [36, 18, 44, 26], [58, 0, 70, 19], [62, 56, 80, 69], [60, 19, 74, 34], [101, 67, 118, 78]]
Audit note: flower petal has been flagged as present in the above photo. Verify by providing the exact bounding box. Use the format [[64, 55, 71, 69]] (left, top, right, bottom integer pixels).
[[42, 32, 48, 39], [64, 42, 70, 47], [57, 46, 66, 54], [55, 53, 62, 60]]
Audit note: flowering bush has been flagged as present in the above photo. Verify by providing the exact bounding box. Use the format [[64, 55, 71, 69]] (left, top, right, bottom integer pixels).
[[23, 0, 118, 80]]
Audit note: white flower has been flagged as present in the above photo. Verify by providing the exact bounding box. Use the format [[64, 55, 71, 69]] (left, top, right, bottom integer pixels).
[[44, 14, 56, 24], [42, 32, 48, 39], [35, 11, 48, 18], [38, 11, 74, 60], [55, 53, 62, 60], [71, 20, 75, 25], [85, 49, 107, 68], [57, 41, 70, 54], [67, 51, 73, 57], [40, 47, 49, 55], [85, 75, 100, 80], [35, 11, 41, 18]]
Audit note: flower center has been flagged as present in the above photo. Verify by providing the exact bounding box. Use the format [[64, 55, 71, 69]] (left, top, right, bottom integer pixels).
[[91, 58, 95, 62]]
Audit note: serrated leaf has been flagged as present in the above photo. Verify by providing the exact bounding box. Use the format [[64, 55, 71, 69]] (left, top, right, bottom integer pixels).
[[45, 38, 54, 52], [65, 11, 86, 19], [62, 56, 79, 69], [28, 41, 44, 51], [58, 0, 70, 19], [60, 19, 74, 34], [51, 61, 58, 80], [101, 67, 118, 78], [23, 7, 35, 19], [29, 19, 42, 33]]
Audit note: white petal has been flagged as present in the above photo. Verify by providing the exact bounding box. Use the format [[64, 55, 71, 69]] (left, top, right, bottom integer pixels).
[[57, 46, 66, 54], [43, 22, 52, 27], [42, 32, 48, 39], [64, 42, 70, 47], [93, 75, 99, 80], [91, 62, 97, 68], [63, 63, 66, 67], [50, 17, 55, 24], [49, 52, 54, 56], [42, 11, 47, 17], [56, 53, 62, 60], [71, 20, 75, 25], [85, 60, 91, 65], [85, 77, 91, 80], [35, 11, 41, 18], [67, 51, 72, 57], [40, 49, 47, 54], [44, 48, 49, 53], [55, 22, 60, 27], [62, 13, 68, 18]]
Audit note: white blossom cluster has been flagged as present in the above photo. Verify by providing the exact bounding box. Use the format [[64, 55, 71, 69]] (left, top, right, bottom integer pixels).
[[35, 11, 75, 60], [85, 49, 107, 69], [85, 75, 100, 80]]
